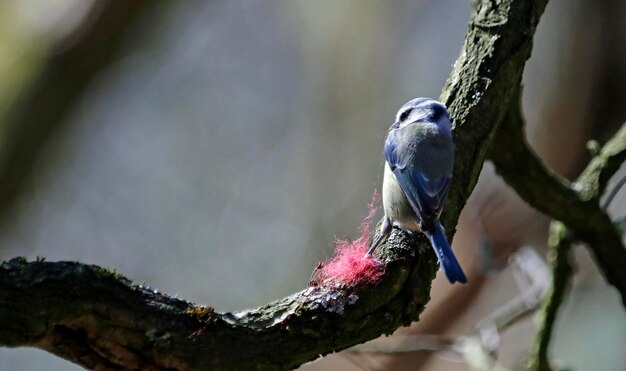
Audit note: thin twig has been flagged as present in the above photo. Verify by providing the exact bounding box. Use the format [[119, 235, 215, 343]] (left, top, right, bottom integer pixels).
[[528, 222, 575, 371], [602, 172, 626, 210]]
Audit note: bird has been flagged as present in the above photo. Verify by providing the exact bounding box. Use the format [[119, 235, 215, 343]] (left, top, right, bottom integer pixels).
[[366, 97, 467, 284]]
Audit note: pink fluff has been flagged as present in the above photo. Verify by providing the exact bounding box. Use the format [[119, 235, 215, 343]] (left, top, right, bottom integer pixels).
[[311, 191, 385, 286]]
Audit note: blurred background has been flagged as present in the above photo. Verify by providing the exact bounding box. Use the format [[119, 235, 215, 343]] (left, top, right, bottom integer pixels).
[[0, 0, 624, 370]]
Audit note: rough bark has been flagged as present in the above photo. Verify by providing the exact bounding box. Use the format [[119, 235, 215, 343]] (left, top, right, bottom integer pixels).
[[0, 0, 551, 369]]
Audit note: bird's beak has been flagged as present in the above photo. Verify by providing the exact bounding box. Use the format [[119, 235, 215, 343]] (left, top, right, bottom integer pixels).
[[389, 121, 400, 130]]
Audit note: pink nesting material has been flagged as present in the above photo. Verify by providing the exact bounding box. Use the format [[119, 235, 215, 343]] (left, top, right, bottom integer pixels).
[[312, 191, 384, 286]]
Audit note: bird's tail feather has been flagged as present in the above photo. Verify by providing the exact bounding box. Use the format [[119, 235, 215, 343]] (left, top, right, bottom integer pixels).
[[428, 221, 467, 284]]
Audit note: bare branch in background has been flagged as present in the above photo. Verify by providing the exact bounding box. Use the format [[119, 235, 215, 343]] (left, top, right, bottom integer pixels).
[[490, 90, 626, 370], [0, 0, 159, 227], [601, 173, 626, 210], [489, 91, 626, 305], [349, 247, 551, 371], [528, 222, 574, 371]]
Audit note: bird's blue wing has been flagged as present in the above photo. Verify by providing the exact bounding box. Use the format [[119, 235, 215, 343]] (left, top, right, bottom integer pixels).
[[410, 173, 450, 216], [384, 130, 451, 221], [383, 129, 405, 171]]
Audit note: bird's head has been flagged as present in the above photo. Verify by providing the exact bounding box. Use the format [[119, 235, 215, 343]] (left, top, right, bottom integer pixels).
[[390, 98, 451, 133]]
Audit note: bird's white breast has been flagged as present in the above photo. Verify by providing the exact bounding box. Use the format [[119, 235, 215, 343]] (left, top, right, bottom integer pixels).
[[382, 162, 421, 232]]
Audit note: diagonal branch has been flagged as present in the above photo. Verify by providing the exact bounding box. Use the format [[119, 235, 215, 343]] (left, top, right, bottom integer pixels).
[[488, 91, 626, 305], [0, 0, 551, 369], [439, 0, 549, 228]]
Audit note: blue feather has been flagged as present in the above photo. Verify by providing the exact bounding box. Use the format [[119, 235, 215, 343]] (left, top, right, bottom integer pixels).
[[384, 129, 450, 218], [428, 221, 467, 284], [384, 125, 466, 284]]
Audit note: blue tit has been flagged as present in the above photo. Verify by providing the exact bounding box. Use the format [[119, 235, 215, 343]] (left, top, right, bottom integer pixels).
[[366, 98, 467, 284]]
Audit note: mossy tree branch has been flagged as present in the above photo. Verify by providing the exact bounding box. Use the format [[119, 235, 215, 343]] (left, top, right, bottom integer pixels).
[[489, 92, 626, 306], [490, 90, 626, 370], [529, 221, 574, 371], [0, 250, 436, 370], [0, 0, 550, 369]]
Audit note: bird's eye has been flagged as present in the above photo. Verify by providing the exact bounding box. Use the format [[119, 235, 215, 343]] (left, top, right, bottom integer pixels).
[[399, 109, 411, 122]]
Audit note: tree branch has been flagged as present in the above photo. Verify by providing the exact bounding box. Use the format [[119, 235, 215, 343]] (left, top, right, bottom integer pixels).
[[489, 92, 626, 305], [0, 254, 436, 370], [350, 247, 551, 371], [0, 0, 551, 369], [531, 215, 626, 371], [439, 0, 549, 228], [528, 222, 574, 371]]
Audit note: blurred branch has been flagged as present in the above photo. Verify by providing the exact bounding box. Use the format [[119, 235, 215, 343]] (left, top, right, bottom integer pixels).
[[602, 173, 626, 210], [529, 188, 626, 371], [0, 1, 158, 226], [490, 93, 626, 369], [530, 217, 626, 371], [350, 248, 551, 371], [489, 92, 626, 305], [528, 222, 574, 371], [475, 248, 550, 333], [0, 0, 551, 369]]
